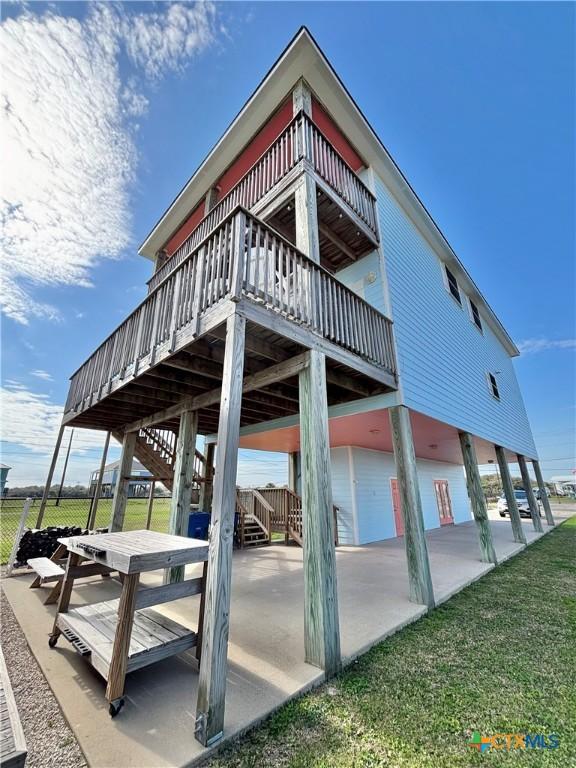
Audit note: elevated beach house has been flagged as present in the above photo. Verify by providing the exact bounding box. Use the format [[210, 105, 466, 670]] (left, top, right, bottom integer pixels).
[[40, 28, 553, 746]]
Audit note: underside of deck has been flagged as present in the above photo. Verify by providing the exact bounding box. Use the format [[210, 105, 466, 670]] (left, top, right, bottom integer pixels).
[[65, 305, 394, 435]]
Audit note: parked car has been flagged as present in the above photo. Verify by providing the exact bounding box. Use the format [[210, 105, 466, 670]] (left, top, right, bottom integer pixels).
[[497, 489, 541, 518]]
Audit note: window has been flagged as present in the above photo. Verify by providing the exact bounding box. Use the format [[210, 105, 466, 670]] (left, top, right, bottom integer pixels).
[[488, 372, 500, 400], [445, 266, 461, 305], [469, 298, 483, 331]]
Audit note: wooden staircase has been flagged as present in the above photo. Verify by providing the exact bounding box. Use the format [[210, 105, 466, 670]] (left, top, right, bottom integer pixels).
[[112, 428, 207, 494], [235, 488, 339, 549], [236, 490, 272, 549]]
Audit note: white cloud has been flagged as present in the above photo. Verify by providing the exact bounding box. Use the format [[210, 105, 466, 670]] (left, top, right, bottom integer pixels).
[[30, 369, 53, 381], [0, 383, 105, 455], [0, 2, 220, 324], [517, 338, 576, 355], [0, 383, 120, 486], [120, 2, 218, 79]]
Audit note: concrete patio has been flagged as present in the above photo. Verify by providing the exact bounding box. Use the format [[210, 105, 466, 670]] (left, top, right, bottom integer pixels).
[[2, 515, 564, 768]]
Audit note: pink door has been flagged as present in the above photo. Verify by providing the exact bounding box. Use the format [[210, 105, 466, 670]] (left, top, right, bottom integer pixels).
[[434, 480, 454, 526], [391, 478, 404, 536]]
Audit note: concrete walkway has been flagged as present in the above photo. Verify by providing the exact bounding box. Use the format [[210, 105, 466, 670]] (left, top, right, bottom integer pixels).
[[2, 512, 569, 768]]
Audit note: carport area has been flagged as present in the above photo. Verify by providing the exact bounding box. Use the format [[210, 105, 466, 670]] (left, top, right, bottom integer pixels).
[[2, 516, 558, 768]]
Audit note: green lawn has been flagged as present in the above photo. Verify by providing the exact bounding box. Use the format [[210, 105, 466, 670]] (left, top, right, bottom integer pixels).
[[0, 497, 172, 563], [208, 517, 576, 767]]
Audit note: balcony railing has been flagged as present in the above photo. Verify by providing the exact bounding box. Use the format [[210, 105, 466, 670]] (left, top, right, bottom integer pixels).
[[148, 111, 378, 292], [66, 207, 396, 417]]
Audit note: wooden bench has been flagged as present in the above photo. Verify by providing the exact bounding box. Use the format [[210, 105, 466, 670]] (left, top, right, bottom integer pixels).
[[27, 557, 65, 584], [0, 648, 27, 768], [27, 543, 68, 605]]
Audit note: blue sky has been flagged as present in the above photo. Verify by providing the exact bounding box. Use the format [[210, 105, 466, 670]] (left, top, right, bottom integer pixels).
[[1, 1, 574, 488]]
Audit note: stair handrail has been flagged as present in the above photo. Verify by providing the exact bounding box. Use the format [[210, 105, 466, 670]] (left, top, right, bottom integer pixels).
[[236, 489, 271, 541]]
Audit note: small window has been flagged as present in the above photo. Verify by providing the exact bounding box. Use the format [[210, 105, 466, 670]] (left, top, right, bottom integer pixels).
[[469, 298, 483, 331], [445, 266, 461, 305], [488, 372, 500, 400]]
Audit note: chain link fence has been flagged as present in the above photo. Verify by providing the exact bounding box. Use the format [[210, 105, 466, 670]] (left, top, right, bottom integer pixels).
[[0, 494, 173, 565]]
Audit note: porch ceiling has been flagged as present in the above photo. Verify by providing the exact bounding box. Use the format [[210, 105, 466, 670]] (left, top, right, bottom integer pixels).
[[267, 188, 375, 273], [238, 408, 518, 465]]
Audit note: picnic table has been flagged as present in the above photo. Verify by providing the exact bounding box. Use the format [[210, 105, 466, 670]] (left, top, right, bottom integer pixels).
[[48, 530, 209, 717]]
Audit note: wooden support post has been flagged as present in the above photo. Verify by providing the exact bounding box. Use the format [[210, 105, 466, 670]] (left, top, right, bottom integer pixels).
[[6, 498, 33, 576], [517, 454, 544, 532], [105, 573, 140, 704], [494, 446, 527, 544], [195, 313, 245, 747], [389, 406, 435, 608], [204, 187, 218, 215], [49, 552, 80, 644], [55, 428, 74, 506], [145, 481, 155, 530], [88, 431, 111, 529], [299, 349, 341, 673], [295, 174, 320, 265], [293, 78, 312, 116], [459, 432, 497, 563], [288, 452, 299, 493], [532, 459, 555, 526], [196, 561, 208, 663], [199, 442, 215, 512], [164, 409, 199, 584], [36, 425, 65, 527], [110, 431, 137, 532]]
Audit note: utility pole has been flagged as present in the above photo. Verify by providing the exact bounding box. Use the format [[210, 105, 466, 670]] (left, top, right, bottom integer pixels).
[[55, 429, 74, 507]]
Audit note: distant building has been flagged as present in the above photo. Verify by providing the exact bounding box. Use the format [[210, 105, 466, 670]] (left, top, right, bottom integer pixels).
[[89, 459, 152, 498], [0, 464, 11, 496]]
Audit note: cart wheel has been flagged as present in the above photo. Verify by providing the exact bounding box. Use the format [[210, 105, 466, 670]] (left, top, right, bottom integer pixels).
[[48, 635, 58, 648], [109, 699, 125, 718]]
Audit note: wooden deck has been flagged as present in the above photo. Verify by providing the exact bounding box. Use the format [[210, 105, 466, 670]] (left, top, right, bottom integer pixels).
[[63, 208, 397, 434], [148, 111, 378, 293]]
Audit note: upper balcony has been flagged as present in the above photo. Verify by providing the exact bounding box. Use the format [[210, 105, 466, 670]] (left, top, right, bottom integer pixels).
[[148, 111, 379, 293], [64, 207, 397, 435]]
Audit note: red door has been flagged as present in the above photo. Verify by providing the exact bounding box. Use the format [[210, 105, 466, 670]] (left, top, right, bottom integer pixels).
[[434, 480, 454, 526], [390, 478, 404, 536]]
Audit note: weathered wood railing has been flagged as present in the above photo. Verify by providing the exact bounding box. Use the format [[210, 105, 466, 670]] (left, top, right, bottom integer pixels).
[[241, 210, 395, 372], [138, 427, 206, 480], [236, 489, 272, 545], [65, 207, 396, 416], [248, 487, 339, 547], [148, 111, 378, 292]]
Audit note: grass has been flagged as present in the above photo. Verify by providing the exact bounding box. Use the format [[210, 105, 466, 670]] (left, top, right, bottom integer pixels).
[[0, 497, 172, 563], [208, 517, 576, 767]]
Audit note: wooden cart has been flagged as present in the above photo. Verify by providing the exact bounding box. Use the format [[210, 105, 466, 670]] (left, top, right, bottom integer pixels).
[[48, 530, 209, 717]]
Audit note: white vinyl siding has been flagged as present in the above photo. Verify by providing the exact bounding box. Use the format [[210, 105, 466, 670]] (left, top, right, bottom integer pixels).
[[375, 175, 537, 458], [331, 447, 471, 545]]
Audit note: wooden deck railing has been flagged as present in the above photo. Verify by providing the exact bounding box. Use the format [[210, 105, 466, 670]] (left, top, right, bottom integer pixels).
[[65, 207, 396, 416], [248, 487, 339, 547], [148, 111, 378, 292], [236, 489, 272, 545]]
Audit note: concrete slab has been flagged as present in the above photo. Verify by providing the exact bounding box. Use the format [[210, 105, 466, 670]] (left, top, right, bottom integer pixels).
[[2, 509, 570, 767]]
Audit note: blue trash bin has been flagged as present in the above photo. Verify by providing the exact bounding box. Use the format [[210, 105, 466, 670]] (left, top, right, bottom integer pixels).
[[187, 512, 210, 540]]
